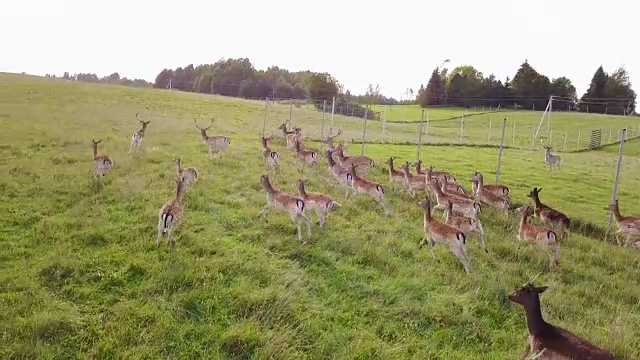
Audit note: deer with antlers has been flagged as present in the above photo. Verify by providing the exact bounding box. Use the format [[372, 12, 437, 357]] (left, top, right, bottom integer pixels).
[[297, 178, 341, 230], [543, 146, 562, 171], [175, 157, 198, 188], [129, 113, 151, 154], [91, 139, 114, 177], [261, 136, 281, 171], [156, 177, 186, 247], [194, 118, 231, 160], [324, 129, 342, 155], [527, 187, 570, 239], [259, 175, 312, 242], [294, 139, 318, 166], [515, 206, 560, 269], [278, 123, 302, 153], [334, 144, 374, 175]]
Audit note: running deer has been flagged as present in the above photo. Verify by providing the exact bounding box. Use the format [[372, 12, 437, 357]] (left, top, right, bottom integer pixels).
[[297, 178, 341, 230], [325, 150, 353, 198], [418, 197, 471, 274], [470, 171, 509, 198], [543, 146, 562, 171], [508, 282, 615, 360], [258, 175, 312, 242], [194, 118, 231, 160], [261, 136, 280, 171], [605, 199, 640, 245], [175, 157, 199, 188], [278, 123, 302, 153], [399, 161, 426, 197], [294, 139, 318, 166], [471, 173, 509, 216], [129, 112, 151, 154], [334, 144, 374, 175], [156, 177, 186, 247], [444, 200, 486, 254], [384, 156, 407, 193], [527, 187, 570, 239], [348, 163, 389, 214], [428, 178, 479, 217], [515, 206, 560, 269], [425, 166, 467, 197], [91, 139, 114, 177], [414, 160, 456, 183]]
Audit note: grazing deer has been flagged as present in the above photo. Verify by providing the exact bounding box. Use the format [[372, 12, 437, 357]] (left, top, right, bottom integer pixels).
[[384, 156, 407, 193], [428, 178, 478, 217], [278, 123, 302, 153], [91, 139, 114, 177], [258, 175, 312, 242], [129, 113, 151, 154], [418, 197, 471, 274], [294, 139, 318, 166], [414, 160, 456, 183], [325, 150, 353, 198], [334, 144, 374, 175], [261, 136, 280, 171], [543, 146, 562, 171], [348, 163, 389, 214], [297, 178, 341, 230], [508, 282, 615, 360], [605, 199, 640, 245], [527, 187, 570, 239], [470, 171, 509, 198], [444, 200, 486, 254], [515, 206, 560, 269], [399, 161, 426, 197], [156, 177, 186, 247], [470, 173, 509, 216], [194, 118, 231, 160], [175, 157, 198, 188]]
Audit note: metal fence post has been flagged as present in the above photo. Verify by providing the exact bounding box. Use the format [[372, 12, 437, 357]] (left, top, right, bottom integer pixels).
[[417, 109, 425, 161], [361, 106, 368, 156], [496, 118, 507, 184], [608, 128, 627, 237]]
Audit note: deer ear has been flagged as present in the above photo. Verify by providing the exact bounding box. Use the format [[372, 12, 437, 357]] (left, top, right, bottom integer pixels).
[[533, 286, 548, 294]]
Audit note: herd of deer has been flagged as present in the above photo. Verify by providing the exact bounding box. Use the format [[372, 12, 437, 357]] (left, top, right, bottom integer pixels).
[[87, 115, 639, 359]]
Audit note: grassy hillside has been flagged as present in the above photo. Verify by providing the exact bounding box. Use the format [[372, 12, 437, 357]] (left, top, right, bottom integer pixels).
[[1, 73, 640, 359]]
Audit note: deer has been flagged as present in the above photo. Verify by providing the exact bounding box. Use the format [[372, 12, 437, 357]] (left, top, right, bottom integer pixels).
[[508, 282, 616, 360], [194, 118, 231, 160], [418, 197, 471, 274], [258, 175, 312, 242], [129, 112, 151, 154], [470, 173, 509, 216], [334, 144, 374, 175], [543, 146, 562, 171], [91, 139, 114, 177], [261, 136, 280, 171], [414, 160, 456, 184], [425, 166, 467, 197], [156, 177, 186, 247], [443, 200, 486, 254], [278, 123, 302, 153], [384, 156, 407, 193], [297, 178, 341, 230], [604, 199, 640, 245], [348, 163, 390, 214], [428, 178, 479, 218], [399, 161, 427, 197], [323, 129, 342, 156], [175, 157, 198, 188], [527, 187, 570, 239], [470, 171, 509, 198], [515, 206, 560, 269], [325, 150, 353, 198], [294, 139, 318, 166]]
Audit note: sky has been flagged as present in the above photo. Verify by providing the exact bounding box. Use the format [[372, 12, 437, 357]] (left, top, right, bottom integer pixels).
[[1, 0, 637, 101]]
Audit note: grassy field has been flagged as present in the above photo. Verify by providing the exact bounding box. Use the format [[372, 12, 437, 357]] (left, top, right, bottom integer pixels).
[[2, 73, 640, 359], [369, 104, 491, 122]]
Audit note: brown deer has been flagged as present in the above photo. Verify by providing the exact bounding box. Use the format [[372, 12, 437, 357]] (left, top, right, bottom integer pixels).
[[399, 161, 426, 197], [414, 160, 456, 183], [278, 123, 302, 153], [91, 139, 114, 177], [261, 136, 280, 171], [527, 187, 570, 239], [259, 175, 312, 242], [470, 171, 509, 198], [508, 282, 615, 360], [157, 177, 186, 247], [334, 144, 374, 175], [294, 139, 318, 166], [175, 157, 198, 188], [384, 156, 407, 193], [443, 200, 486, 254], [471, 173, 509, 216], [515, 206, 560, 269], [325, 150, 353, 198], [129, 113, 151, 154], [348, 163, 389, 214], [297, 178, 341, 230], [323, 129, 342, 158], [605, 199, 640, 245], [194, 118, 231, 159], [428, 178, 478, 217]]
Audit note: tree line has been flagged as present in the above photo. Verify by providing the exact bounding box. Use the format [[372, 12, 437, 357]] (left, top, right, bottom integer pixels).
[[46, 72, 153, 88], [416, 61, 636, 115]]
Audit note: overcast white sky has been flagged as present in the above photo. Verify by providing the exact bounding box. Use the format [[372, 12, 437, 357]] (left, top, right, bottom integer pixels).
[[1, 0, 637, 100]]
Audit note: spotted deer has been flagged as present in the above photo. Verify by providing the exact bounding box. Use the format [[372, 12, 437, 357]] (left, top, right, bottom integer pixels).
[[261, 136, 280, 171], [175, 157, 199, 188], [515, 206, 560, 269], [278, 123, 302, 153], [259, 175, 312, 242], [294, 139, 318, 166], [418, 197, 471, 274], [399, 161, 426, 197], [156, 177, 186, 247], [348, 163, 389, 214], [428, 178, 478, 217], [471, 173, 509, 216], [543, 146, 562, 171], [194, 118, 231, 160], [297, 178, 341, 230], [325, 150, 353, 198], [425, 166, 467, 197], [527, 187, 570, 238], [91, 139, 114, 177], [129, 113, 151, 154], [414, 160, 456, 183], [470, 171, 509, 198], [444, 200, 486, 254], [384, 156, 407, 193], [334, 144, 374, 175], [605, 199, 640, 245]]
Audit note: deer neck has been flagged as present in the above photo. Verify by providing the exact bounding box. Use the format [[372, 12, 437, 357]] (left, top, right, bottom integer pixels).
[[613, 202, 623, 221], [522, 298, 546, 336], [532, 194, 543, 208], [92, 145, 98, 159], [298, 182, 307, 198], [423, 205, 432, 222], [261, 138, 268, 148], [261, 179, 276, 194], [200, 131, 209, 142], [175, 182, 185, 201]]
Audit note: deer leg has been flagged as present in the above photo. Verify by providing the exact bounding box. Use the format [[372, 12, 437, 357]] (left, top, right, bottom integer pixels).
[[156, 220, 164, 247], [258, 206, 270, 222], [208, 146, 212, 160], [290, 213, 303, 241], [476, 223, 488, 254], [299, 212, 312, 238], [453, 245, 472, 274]]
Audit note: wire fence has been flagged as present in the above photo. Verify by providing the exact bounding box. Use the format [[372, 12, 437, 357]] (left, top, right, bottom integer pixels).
[[261, 98, 640, 154]]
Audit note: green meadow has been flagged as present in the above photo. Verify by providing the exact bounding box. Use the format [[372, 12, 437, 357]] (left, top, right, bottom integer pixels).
[[1, 73, 639, 359]]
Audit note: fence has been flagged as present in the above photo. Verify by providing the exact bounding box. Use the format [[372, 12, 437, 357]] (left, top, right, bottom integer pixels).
[[261, 98, 640, 154]]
